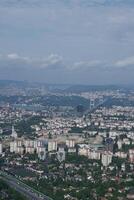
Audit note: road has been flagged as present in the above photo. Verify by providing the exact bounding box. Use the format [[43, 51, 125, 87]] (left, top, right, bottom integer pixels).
[[0, 170, 53, 200]]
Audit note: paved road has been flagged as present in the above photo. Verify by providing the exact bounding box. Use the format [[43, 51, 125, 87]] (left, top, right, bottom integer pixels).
[[0, 171, 53, 200]]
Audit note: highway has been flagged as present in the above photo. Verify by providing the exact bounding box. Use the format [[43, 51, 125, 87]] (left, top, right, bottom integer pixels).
[[0, 170, 53, 200]]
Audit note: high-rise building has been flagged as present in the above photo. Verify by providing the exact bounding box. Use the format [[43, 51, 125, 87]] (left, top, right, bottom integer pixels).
[[25, 147, 35, 154], [48, 140, 57, 152], [10, 140, 24, 154], [10, 141, 17, 153], [34, 140, 44, 149], [129, 149, 134, 163], [101, 152, 112, 167], [88, 150, 101, 160], [117, 140, 123, 150], [25, 140, 34, 148], [66, 139, 75, 148], [0, 143, 3, 154]]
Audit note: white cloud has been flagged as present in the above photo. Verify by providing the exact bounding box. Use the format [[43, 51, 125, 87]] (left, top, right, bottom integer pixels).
[[70, 60, 103, 70], [7, 53, 20, 59], [0, 53, 63, 70], [1, 53, 134, 72], [41, 54, 63, 69], [114, 56, 134, 68], [0, 53, 134, 84]]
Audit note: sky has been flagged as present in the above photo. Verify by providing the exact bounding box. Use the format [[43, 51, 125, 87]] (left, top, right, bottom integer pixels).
[[0, 0, 134, 85]]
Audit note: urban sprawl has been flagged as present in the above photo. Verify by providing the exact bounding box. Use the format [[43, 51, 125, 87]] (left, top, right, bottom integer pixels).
[[0, 84, 134, 200]]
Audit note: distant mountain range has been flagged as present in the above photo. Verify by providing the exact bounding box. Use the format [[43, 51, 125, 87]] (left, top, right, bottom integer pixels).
[[0, 80, 133, 93]]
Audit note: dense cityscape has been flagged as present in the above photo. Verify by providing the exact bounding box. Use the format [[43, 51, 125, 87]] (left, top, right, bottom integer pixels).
[[1, 0, 134, 199], [0, 82, 134, 200]]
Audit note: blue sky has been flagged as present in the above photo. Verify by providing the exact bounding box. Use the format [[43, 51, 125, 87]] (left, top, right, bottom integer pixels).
[[0, 0, 134, 84]]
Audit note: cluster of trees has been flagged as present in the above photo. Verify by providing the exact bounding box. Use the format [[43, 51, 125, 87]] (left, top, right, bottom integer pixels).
[[0, 179, 26, 200], [15, 116, 43, 136], [40, 95, 90, 108], [104, 97, 134, 107]]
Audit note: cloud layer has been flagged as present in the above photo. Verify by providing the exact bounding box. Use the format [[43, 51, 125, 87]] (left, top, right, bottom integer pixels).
[[0, 53, 133, 84], [0, 0, 134, 84], [1, 0, 134, 7]]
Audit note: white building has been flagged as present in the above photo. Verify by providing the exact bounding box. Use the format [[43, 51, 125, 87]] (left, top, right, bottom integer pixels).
[[66, 139, 75, 148], [16, 147, 24, 154], [123, 138, 130, 145], [88, 150, 101, 160], [48, 140, 57, 152], [79, 146, 89, 157], [115, 151, 127, 159], [129, 149, 134, 163], [10, 140, 24, 154], [25, 147, 35, 154], [101, 152, 113, 167], [10, 141, 17, 153], [34, 140, 44, 149], [0, 143, 3, 154], [121, 163, 126, 171], [25, 140, 34, 148], [117, 140, 123, 150], [11, 126, 18, 139]]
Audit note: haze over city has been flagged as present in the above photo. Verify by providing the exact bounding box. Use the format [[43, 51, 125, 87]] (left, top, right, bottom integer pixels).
[[0, 0, 134, 84]]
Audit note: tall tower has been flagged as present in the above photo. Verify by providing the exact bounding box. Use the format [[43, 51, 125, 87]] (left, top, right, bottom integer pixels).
[[99, 97, 104, 105], [11, 126, 18, 139], [90, 99, 95, 110]]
